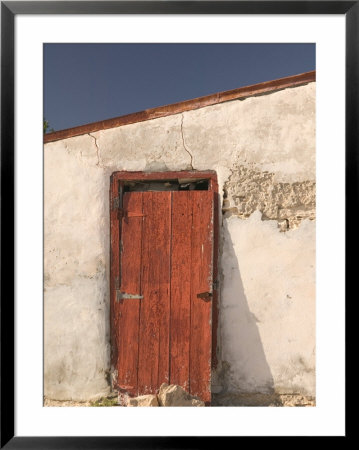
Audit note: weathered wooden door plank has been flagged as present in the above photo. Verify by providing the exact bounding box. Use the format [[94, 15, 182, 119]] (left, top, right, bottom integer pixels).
[[169, 191, 192, 391], [117, 192, 143, 396], [137, 192, 171, 394], [189, 191, 213, 404]]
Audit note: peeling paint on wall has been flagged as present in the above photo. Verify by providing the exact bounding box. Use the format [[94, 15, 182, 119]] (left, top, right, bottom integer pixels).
[[222, 165, 315, 231]]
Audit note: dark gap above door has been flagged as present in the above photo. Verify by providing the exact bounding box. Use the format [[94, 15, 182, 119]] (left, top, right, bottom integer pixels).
[[123, 178, 209, 192]]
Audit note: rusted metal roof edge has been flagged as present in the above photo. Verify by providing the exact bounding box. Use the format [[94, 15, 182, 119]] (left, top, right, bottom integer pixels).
[[44, 70, 315, 144]]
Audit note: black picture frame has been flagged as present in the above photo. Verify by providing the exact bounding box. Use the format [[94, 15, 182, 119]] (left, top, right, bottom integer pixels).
[[1, 1, 355, 447]]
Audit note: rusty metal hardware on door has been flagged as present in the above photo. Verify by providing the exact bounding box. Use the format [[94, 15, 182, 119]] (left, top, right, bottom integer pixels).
[[116, 291, 143, 302], [197, 281, 218, 301], [197, 292, 213, 301]]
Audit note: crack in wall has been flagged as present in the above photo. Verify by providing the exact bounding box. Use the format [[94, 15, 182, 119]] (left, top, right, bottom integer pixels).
[[88, 133, 101, 167], [180, 114, 194, 170], [222, 165, 316, 231]]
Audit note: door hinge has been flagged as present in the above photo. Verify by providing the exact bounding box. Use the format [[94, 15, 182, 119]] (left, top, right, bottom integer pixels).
[[116, 291, 143, 302]]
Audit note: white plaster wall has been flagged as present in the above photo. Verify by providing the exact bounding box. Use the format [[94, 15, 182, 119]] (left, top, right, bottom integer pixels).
[[44, 137, 112, 400], [44, 82, 316, 400], [220, 213, 315, 395]]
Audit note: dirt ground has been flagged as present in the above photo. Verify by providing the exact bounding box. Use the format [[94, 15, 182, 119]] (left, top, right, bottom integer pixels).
[[44, 393, 315, 407], [44, 398, 92, 407], [212, 393, 315, 407]]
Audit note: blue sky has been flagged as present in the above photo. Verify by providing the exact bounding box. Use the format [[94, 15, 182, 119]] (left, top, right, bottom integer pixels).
[[44, 43, 315, 132]]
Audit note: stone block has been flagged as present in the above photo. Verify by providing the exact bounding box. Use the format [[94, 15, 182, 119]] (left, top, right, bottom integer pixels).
[[127, 394, 159, 407], [157, 383, 205, 407]]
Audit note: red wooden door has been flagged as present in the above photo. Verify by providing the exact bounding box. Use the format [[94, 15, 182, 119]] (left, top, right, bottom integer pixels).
[[115, 189, 214, 404]]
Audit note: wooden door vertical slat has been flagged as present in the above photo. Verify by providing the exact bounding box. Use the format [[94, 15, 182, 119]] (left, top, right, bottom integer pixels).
[[117, 192, 143, 396], [189, 191, 213, 404], [137, 192, 171, 394], [169, 191, 192, 390]]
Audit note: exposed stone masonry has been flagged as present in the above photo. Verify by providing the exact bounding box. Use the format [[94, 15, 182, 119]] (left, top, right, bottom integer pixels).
[[222, 166, 316, 231]]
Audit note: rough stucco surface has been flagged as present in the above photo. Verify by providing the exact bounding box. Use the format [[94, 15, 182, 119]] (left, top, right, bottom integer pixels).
[[44, 82, 316, 402]]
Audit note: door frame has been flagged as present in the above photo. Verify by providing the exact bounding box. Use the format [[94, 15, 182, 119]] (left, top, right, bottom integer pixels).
[[109, 170, 219, 393]]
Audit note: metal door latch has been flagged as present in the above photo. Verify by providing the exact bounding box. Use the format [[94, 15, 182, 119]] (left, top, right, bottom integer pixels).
[[116, 291, 143, 302], [197, 292, 213, 301]]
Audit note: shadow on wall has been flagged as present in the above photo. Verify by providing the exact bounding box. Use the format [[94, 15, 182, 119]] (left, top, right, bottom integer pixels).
[[214, 219, 281, 406]]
